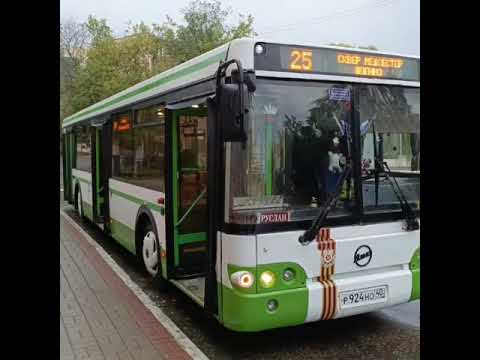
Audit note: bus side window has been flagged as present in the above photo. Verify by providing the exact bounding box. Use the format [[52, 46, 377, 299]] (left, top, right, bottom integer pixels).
[[75, 125, 92, 173]]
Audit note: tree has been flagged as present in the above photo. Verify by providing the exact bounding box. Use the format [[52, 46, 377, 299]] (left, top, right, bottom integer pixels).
[[68, 17, 117, 112], [60, 1, 256, 126], [85, 15, 113, 45], [70, 18, 178, 113], [60, 18, 90, 138], [159, 0, 256, 63]]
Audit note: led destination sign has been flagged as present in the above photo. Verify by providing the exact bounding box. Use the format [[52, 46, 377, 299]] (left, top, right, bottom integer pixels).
[[254, 43, 420, 81]]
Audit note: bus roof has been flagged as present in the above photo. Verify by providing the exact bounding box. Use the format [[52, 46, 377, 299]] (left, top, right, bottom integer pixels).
[[62, 38, 419, 128]]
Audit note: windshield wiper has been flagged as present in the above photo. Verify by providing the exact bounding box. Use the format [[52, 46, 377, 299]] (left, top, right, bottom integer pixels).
[[298, 164, 351, 245], [376, 160, 419, 231]]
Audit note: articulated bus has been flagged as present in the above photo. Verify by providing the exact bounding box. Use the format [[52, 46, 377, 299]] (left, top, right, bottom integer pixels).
[[62, 38, 420, 332]]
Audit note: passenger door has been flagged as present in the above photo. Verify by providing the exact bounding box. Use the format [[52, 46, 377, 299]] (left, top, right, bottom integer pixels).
[[171, 108, 208, 275], [62, 131, 75, 203], [91, 125, 109, 225]]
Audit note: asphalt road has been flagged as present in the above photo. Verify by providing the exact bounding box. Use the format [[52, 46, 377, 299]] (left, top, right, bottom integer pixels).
[[60, 160, 420, 359]]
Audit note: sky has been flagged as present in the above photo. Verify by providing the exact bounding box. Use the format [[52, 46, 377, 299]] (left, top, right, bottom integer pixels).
[[60, 0, 419, 56]]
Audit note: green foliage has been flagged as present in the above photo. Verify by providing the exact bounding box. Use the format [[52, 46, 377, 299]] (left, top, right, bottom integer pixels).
[[60, 0, 256, 126], [161, 0, 256, 62], [60, 18, 90, 135], [86, 15, 113, 45], [70, 20, 177, 112]]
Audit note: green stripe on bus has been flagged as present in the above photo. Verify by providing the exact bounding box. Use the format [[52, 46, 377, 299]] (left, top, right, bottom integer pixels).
[[63, 51, 227, 126], [110, 218, 136, 255], [409, 247, 420, 301], [221, 284, 308, 332], [110, 188, 164, 213]]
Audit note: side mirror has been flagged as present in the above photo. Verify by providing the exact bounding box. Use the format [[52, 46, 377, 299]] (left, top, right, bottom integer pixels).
[[218, 83, 249, 142]]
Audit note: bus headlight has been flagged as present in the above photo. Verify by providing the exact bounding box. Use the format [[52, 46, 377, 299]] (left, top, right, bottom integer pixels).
[[230, 271, 255, 289], [260, 271, 276, 288]]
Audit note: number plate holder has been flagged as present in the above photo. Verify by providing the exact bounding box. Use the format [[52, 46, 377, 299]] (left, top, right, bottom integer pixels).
[[339, 285, 388, 309]]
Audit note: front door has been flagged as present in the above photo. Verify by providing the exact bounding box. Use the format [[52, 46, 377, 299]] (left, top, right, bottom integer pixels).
[[171, 108, 208, 275], [92, 127, 106, 223], [63, 132, 75, 203]]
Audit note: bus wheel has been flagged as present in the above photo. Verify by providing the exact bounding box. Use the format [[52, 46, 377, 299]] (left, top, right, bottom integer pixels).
[[141, 223, 168, 290]]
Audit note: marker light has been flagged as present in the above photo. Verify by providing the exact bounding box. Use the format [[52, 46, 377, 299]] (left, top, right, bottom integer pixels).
[[260, 271, 276, 288], [266, 299, 279, 312], [283, 268, 296, 282], [255, 44, 264, 55], [230, 271, 255, 289]]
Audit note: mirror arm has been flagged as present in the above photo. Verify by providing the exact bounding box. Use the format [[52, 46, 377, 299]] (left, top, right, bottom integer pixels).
[[215, 59, 244, 90]]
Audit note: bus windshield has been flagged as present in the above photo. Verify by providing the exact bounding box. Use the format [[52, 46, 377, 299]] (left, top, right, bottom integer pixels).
[[358, 85, 420, 213], [226, 79, 420, 225]]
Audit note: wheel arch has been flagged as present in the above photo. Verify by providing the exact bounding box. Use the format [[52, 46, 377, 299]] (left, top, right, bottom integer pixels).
[[135, 206, 159, 259]]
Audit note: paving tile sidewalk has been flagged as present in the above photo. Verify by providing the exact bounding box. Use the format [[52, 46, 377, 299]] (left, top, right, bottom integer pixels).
[[60, 214, 192, 360]]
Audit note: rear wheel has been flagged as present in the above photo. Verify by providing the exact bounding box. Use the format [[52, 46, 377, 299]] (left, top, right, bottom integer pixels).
[[141, 222, 168, 290]]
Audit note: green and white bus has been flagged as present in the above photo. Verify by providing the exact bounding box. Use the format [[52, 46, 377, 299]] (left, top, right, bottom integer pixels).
[[62, 38, 420, 332]]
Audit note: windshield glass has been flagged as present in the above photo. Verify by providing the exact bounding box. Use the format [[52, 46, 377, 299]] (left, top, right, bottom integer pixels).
[[358, 85, 420, 212], [227, 79, 354, 224]]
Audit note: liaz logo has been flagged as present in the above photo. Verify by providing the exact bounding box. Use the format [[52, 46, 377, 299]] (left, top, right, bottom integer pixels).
[[354, 245, 372, 267]]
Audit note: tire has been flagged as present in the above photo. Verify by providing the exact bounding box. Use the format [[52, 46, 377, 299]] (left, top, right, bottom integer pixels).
[[140, 222, 168, 290]]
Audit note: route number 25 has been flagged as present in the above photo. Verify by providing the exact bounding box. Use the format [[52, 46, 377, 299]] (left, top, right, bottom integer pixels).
[[290, 50, 313, 71]]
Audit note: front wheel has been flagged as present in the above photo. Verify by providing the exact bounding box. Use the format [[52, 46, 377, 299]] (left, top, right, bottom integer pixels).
[[141, 223, 168, 290]]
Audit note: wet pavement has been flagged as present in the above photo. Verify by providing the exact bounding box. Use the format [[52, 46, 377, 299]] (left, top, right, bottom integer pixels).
[[60, 214, 191, 360], [60, 161, 420, 359]]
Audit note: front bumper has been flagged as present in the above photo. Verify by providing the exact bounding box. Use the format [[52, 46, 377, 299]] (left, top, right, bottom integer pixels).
[[221, 285, 308, 332], [221, 265, 418, 332]]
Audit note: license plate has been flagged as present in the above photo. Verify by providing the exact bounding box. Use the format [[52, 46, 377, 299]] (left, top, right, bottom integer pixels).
[[339, 285, 387, 309]]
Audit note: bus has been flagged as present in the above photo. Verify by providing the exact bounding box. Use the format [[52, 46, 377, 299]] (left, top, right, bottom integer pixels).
[[62, 38, 420, 332]]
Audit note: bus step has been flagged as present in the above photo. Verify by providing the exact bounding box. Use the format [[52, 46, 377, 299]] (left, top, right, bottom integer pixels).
[[173, 269, 207, 280]]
